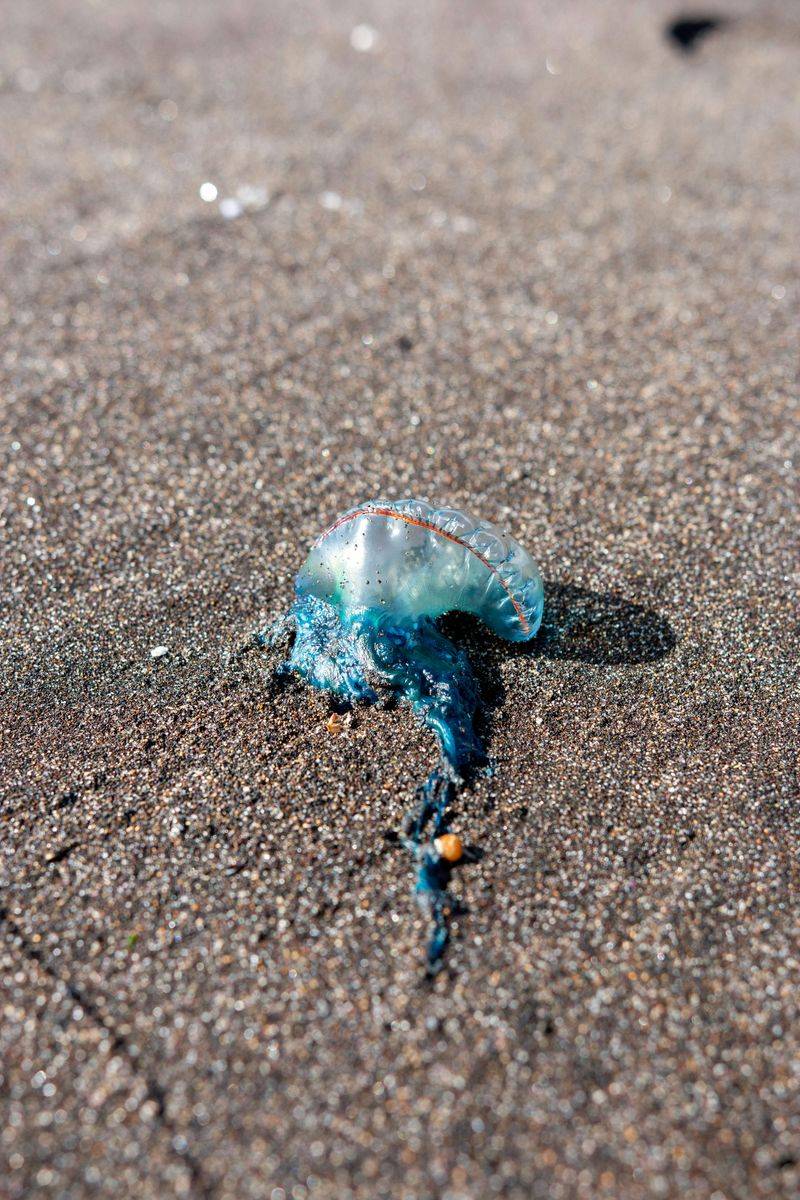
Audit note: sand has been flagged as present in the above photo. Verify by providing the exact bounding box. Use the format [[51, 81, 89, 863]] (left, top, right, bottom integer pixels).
[[1, 2, 799, 1197]]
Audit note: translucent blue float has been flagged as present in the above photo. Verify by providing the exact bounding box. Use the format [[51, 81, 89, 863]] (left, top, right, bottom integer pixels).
[[271, 498, 544, 968]]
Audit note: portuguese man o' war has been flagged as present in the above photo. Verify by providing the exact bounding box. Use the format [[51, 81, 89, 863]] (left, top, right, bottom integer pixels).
[[270, 498, 544, 970]]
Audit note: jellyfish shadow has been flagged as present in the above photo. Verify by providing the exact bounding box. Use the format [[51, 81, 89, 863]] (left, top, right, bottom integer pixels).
[[440, 580, 677, 764], [529, 580, 677, 667]]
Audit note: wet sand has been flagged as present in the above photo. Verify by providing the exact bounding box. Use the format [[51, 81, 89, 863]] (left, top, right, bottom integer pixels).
[[1, 2, 799, 1197]]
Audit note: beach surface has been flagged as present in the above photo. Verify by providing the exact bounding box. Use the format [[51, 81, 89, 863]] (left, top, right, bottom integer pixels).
[[1, 2, 799, 1197]]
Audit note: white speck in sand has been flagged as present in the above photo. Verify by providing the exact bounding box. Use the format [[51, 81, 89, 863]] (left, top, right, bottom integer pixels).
[[236, 185, 269, 210], [350, 24, 378, 52], [219, 197, 243, 220]]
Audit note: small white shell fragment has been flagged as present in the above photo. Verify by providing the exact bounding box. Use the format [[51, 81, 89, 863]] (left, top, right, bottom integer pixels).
[[350, 24, 378, 52]]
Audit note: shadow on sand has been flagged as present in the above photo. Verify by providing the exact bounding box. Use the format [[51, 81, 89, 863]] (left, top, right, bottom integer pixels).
[[529, 580, 677, 666], [439, 579, 677, 770]]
